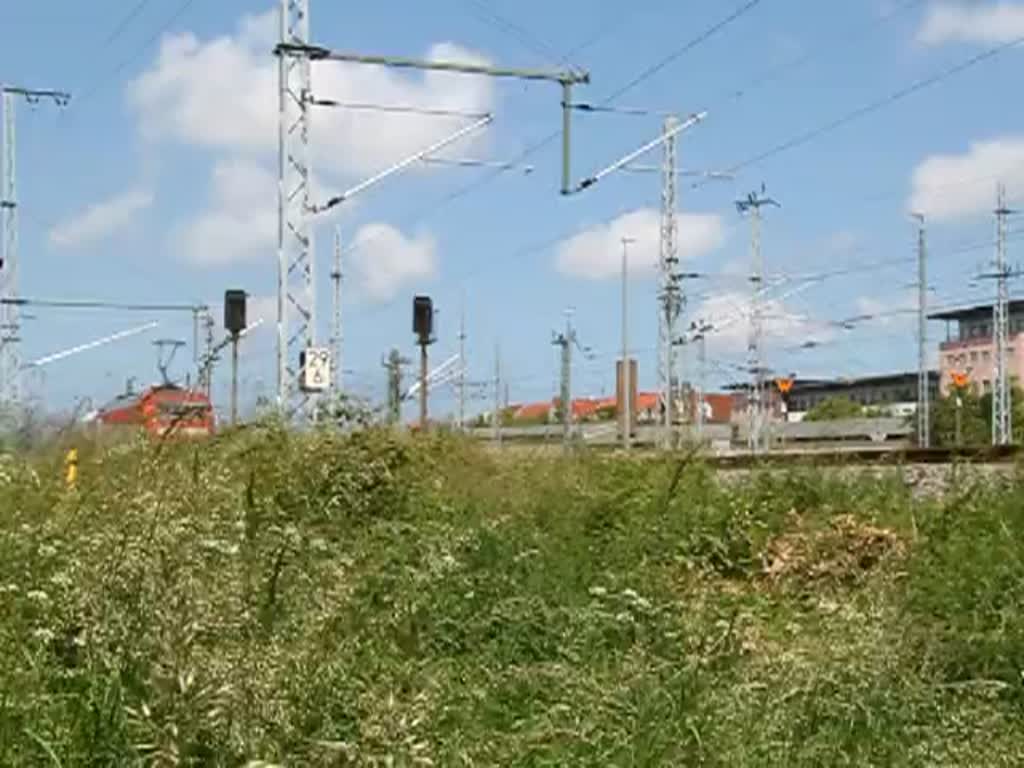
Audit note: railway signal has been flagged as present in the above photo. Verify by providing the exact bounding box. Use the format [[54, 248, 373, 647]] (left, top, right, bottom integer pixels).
[[950, 371, 969, 447]]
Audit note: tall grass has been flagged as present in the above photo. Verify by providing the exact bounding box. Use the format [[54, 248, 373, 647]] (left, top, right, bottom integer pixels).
[[1, 427, 1022, 765]]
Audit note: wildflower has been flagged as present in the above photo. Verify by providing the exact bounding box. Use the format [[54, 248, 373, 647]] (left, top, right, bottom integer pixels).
[[32, 628, 55, 644]]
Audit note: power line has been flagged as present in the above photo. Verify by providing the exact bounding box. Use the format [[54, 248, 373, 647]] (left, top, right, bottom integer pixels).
[[458, 0, 571, 68], [718, 0, 925, 106], [602, 0, 766, 105], [72, 0, 199, 107], [99, 0, 158, 48], [724, 33, 1024, 175]]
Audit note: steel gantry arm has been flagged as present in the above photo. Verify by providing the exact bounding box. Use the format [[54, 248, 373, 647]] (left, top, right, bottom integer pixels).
[[275, 42, 589, 195]]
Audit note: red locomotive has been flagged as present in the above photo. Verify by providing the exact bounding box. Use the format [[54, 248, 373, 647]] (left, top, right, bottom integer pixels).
[[96, 383, 215, 438]]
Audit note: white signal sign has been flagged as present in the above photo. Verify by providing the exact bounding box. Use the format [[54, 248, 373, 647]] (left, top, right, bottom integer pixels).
[[300, 347, 331, 392]]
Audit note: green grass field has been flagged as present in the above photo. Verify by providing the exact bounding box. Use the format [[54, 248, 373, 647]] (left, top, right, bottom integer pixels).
[[1, 425, 1023, 766]]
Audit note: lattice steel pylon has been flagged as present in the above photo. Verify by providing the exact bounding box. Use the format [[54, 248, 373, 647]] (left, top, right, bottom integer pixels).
[[658, 116, 681, 450], [993, 184, 1013, 446], [736, 186, 780, 455], [1, 85, 69, 416], [276, 0, 317, 420]]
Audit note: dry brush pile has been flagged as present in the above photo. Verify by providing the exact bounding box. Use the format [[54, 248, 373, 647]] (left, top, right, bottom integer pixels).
[[1, 426, 1023, 766]]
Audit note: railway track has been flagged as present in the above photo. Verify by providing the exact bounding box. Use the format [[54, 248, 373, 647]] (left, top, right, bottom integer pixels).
[[703, 444, 1022, 469]]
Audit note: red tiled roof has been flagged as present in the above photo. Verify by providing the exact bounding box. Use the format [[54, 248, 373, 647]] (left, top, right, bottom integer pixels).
[[514, 402, 551, 420], [636, 392, 660, 411], [572, 399, 602, 418]]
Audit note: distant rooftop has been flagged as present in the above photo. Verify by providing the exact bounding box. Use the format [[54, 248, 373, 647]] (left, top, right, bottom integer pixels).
[[928, 299, 1024, 322], [724, 370, 937, 392]]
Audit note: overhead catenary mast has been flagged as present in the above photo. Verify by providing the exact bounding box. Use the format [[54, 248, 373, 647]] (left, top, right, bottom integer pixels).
[[1, 84, 70, 413], [913, 213, 930, 448], [330, 226, 343, 399], [993, 184, 1013, 446], [276, 0, 316, 420], [736, 186, 780, 455], [659, 115, 681, 450], [552, 311, 577, 449]]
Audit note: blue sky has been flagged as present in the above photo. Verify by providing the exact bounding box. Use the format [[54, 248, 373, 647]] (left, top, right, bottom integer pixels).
[[3, 0, 1024, 420]]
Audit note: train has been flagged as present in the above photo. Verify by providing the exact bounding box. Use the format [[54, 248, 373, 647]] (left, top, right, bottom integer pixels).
[[92, 383, 215, 438]]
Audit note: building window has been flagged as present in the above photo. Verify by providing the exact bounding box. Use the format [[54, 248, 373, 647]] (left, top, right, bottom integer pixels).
[[971, 351, 979, 363], [983, 350, 991, 362], [983, 380, 992, 394]]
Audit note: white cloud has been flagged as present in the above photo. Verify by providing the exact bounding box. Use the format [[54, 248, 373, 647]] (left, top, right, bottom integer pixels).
[[178, 159, 434, 298], [555, 208, 725, 280], [128, 10, 495, 178], [907, 136, 1024, 220], [854, 292, 917, 328], [49, 188, 153, 248], [917, 2, 1024, 45], [350, 224, 437, 302], [691, 290, 833, 353], [179, 159, 277, 266]]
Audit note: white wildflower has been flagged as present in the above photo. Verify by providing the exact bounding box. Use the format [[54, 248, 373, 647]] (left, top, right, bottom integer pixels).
[[32, 628, 55, 644]]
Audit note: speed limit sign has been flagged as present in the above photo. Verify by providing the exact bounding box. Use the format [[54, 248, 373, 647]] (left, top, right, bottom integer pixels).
[[300, 347, 331, 392]]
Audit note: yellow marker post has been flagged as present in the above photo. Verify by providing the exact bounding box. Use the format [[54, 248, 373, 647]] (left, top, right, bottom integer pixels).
[[64, 448, 78, 490]]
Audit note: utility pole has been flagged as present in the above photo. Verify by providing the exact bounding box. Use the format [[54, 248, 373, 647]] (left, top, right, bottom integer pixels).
[[697, 329, 707, 437], [993, 184, 1013, 446], [621, 236, 634, 450], [493, 342, 502, 446], [658, 116, 681, 451], [419, 341, 429, 430], [383, 348, 408, 425], [736, 186, 780, 455], [330, 226, 343, 399], [230, 337, 240, 425], [202, 311, 215, 395], [1, 85, 70, 413], [552, 311, 576, 449], [691, 320, 712, 439], [913, 213, 930, 448], [458, 297, 467, 431]]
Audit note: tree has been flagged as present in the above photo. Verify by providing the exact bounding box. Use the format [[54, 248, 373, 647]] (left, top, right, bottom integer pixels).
[[804, 396, 864, 422], [978, 386, 1024, 443], [928, 391, 987, 447]]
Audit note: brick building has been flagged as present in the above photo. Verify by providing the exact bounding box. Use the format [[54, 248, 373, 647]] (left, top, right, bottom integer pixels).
[[930, 300, 1024, 396]]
